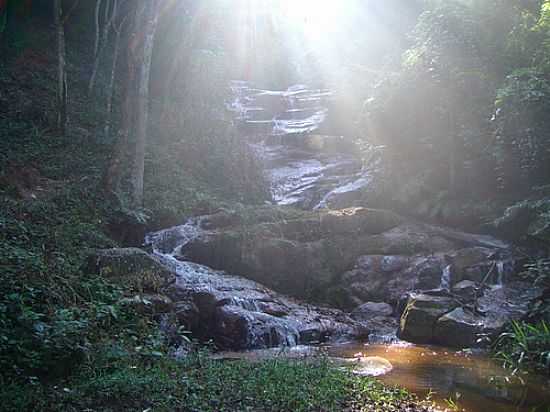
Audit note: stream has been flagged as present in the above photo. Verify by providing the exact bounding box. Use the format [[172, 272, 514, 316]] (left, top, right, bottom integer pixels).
[[227, 82, 550, 411], [213, 343, 550, 412], [146, 83, 550, 412]]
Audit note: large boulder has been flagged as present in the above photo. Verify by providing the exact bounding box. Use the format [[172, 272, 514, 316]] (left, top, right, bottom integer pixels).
[[398, 293, 458, 343], [180, 208, 403, 300], [401, 281, 544, 348], [434, 308, 485, 348], [162, 261, 369, 350], [179, 209, 516, 309], [340, 255, 446, 306], [90, 247, 369, 350]]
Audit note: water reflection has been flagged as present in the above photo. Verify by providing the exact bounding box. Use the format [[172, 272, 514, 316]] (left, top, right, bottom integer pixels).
[[214, 343, 550, 412], [328, 343, 550, 412]]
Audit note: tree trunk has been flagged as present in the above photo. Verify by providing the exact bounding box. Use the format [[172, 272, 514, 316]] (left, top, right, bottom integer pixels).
[[92, 0, 102, 58], [130, 0, 160, 207], [448, 102, 457, 197], [103, 1, 145, 195], [104, 12, 125, 140], [88, 0, 114, 95], [54, 0, 67, 136]]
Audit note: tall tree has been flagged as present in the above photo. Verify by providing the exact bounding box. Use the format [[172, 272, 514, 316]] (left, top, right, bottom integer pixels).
[[130, 0, 161, 207], [53, 0, 67, 136]]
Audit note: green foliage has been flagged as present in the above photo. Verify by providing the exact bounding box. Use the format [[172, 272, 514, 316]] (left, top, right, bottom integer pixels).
[[493, 320, 550, 374], [494, 69, 550, 191], [0, 352, 418, 412], [493, 195, 550, 241]]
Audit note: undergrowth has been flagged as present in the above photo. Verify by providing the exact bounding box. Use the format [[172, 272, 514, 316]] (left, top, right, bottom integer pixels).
[[0, 352, 416, 412]]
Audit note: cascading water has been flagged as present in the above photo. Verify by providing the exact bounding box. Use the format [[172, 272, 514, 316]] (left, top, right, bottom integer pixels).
[[440, 264, 452, 291], [496, 260, 505, 286], [144, 217, 217, 283], [228, 81, 375, 209]]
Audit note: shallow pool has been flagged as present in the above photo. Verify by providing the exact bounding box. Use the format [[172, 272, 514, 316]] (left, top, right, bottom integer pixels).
[[214, 342, 550, 412]]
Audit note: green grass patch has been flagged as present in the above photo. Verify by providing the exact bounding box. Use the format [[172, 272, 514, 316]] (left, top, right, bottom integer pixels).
[[493, 320, 550, 374], [1, 352, 417, 412]]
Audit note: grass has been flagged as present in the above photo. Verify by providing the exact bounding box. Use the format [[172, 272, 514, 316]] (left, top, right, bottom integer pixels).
[[493, 320, 550, 374], [0, 351, 419, 412]]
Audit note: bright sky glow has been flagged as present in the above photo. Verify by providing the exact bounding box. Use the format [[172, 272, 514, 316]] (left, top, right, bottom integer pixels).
[[279, 0, 352, 40]]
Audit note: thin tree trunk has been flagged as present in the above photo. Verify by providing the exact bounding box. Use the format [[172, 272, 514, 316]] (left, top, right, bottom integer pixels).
[[448, 103, 457, 197], [131, 0, 161, 207], [104, 12, 126, 140], [92, 0, 102, 58], [54, 0, 67, 136], [88, 0, 115, 94]]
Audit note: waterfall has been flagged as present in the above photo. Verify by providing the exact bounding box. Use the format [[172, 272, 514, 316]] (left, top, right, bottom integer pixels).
[[440, 264, 452, 291], [496, 260, 507, 286], [145, 217, 205, 278]]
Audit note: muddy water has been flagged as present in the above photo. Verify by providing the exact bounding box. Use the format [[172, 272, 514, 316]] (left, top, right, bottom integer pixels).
[[214, 342, 550, 412]]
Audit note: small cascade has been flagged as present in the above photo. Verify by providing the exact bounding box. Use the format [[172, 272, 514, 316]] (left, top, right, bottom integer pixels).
[[145, 217, 206, 279], [496, 261, 505, 286], [144, 213, 335, 350], [440, 264, 452, 291], [228, 81, 377, 210], [227, 81, 331, 135], [314, 173, 372, 210], [494, 260, 514, 286]]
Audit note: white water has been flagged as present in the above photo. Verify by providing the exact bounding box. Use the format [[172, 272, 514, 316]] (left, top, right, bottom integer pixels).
[[440, 264, 452, 291], [228, 81, 331, 135], [145, 217, 207, 279]]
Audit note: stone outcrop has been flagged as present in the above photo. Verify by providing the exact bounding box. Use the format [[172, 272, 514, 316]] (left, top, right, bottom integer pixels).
[[88, 248, 368, 350], [93, 205, 543, 351], [399, 281, 543, 348], [88, 248, 175, 292], [399, 293, 458, 343], [177, 208, 514, 306]]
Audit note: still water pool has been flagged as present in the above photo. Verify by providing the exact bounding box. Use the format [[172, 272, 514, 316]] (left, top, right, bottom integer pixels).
[[215, 342, 550, 412]]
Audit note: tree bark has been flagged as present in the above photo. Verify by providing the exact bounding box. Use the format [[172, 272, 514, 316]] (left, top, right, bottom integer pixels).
[[54, 0, 67, 136], [103, 1, 145, 195], [88, 0, 115, 94], [130, 0, 161, 207], [104, 10, 126, 140], [92, 0, 102, 58]]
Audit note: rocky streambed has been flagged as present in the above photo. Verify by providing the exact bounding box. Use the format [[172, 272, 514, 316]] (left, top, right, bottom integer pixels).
[[88, 83, 549, 412], [89, 204, 542, 351]]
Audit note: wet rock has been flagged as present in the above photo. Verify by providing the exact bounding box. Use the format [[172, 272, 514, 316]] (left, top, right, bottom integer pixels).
[[434, 308, 484, 348], [340, 255, 445, 306], [401, 281, 544, 348], [87, 248, 175, 292], [181, 210, 516, 308], [398, 294, 458, 344], [351, 356, 393, 377], [451, 280, 479, 300], [161, 261, 368, 350], [120, 294, 174, 315], [351, 302, 394, 320], [319, 207, 402, 236]]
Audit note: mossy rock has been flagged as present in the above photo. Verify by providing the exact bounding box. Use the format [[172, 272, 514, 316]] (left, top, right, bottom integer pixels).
[[87, 248, 175, 293]]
